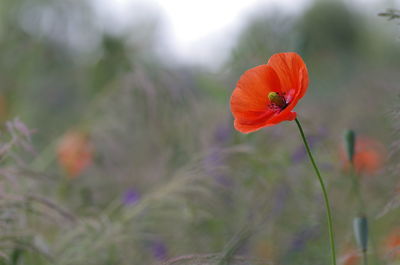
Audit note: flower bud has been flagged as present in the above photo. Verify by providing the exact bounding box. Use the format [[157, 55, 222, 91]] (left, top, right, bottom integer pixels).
[[344, 130, 356, 163], [353, 216, 368, 252]]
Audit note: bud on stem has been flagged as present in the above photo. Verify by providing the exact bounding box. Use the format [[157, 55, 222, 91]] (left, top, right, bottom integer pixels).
[[353, 216, 368, 252], [344, 130, 356, 163]]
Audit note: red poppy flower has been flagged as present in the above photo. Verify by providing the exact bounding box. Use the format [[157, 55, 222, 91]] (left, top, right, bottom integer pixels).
[[57, 130, 93, 178], [230, 52, 309, 133], [339, 136, 386, 176], [384, 229, 400, 259], [339, 249, 360, 265], [253, 240, 275, 261]]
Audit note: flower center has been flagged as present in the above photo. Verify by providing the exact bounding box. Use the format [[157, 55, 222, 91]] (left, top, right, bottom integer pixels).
[[268, 92, 287, 110]]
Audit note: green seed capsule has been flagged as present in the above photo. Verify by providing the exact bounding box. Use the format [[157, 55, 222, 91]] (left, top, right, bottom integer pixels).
[[353, 216, 368, 252], [345, 130, 356, 163], [268, 92, 287, 108]]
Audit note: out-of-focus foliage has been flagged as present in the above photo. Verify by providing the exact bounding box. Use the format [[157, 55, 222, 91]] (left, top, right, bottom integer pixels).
[[0, 0, 399, 264], [379, 8, 400, 20], [299, 1, 360, 56]]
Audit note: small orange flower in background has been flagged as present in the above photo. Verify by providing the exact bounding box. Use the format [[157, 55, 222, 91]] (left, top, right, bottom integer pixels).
[[57, 130, 93, 178], [383, 229, 400, 260], [230, 52, 309, 133], [340, 136, 386, 176], [339, 249, 361, 265], [253, 240, 276, 262]]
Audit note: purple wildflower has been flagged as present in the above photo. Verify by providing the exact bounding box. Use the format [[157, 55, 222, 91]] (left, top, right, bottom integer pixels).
[[213, 121, 232, 145], [270, 184, 289, 217], [204, 148, 233, 187], [122, 189, 140, 206], [214, 174, 233, 187], [291, 134, 321, 163], [288, 226, 320, 252], [151, 241, 167, 261], [204, 148, 224, 169]]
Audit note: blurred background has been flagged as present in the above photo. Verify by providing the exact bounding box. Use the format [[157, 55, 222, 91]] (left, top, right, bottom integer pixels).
[[0, 0, 400, 264]]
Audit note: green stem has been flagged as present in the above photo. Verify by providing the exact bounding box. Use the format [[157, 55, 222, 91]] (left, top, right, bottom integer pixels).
[[295, 118, 336, 265], [350, 165, 376, 265], [349, 166, 365, 216], [363, 250, 368, 265]]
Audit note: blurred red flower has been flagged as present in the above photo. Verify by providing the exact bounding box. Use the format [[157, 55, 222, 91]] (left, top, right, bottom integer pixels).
[[253, 240, 275, 261], [230, 52, 309, 133], [339, 249, 360, 265], [340, 136, 386, 176], [384, 229, 400, 259], [57, 130, 93, 178]]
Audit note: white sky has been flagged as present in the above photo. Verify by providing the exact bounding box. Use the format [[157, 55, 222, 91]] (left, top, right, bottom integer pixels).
[[92, 0, 394, 67], [91, 0, 311, 66]]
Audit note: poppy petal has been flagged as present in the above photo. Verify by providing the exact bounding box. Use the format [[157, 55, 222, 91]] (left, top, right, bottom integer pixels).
[[231, 65, 281, 110], [267, 52, 308, 100], [234, 118, 275, 133], [230, 65, 281, 132], [234, 111, 296, 133]]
